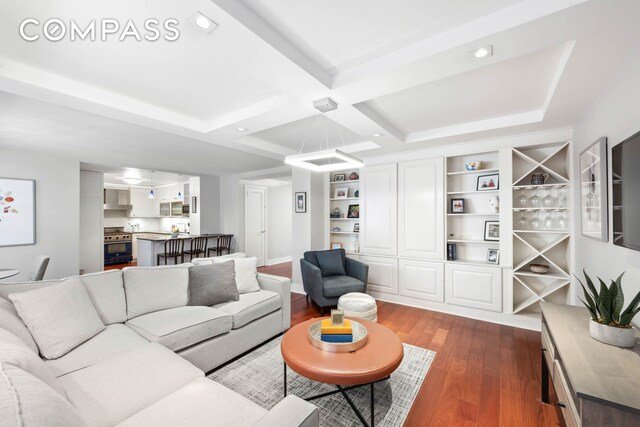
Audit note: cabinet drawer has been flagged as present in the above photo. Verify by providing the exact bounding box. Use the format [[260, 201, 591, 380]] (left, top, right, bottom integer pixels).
[[553, 360, 581, 427], [541, 322, 555, 377], [445, 263, 502, 312], [398, 259, 444, 302], [360, 256, 398, 294]]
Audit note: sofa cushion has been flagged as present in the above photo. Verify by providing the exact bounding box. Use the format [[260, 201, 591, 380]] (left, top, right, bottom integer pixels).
[[188, 262, 239, 306], [0, 296, 38, 353], [116, 377, 267, 427], [193, 255, 260, 294], [322, 275, 365, 298], [0, 327, 65, 396], [213, 290, 281, 329], [80, 270, 127, 324], [8, 277, 106, 360], [58, 343, 203, 427], [0, 278, 61, 300], [123, 265, 189, 319], [45, 324, 149, 378], [126, 306, 232, 351], [0, 362, 87, 427], [315, 250, 346, 277]]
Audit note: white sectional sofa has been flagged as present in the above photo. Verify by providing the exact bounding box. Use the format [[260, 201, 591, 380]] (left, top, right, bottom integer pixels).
[[0, 255, 319, 427]]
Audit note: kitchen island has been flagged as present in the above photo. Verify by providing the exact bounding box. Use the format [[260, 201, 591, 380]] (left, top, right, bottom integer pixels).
[[136, 233, 223, 266]]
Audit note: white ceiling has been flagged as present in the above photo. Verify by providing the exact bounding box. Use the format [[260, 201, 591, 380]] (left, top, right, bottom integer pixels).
[[96, 167, 196, 188], [1, 0, 640, 173]]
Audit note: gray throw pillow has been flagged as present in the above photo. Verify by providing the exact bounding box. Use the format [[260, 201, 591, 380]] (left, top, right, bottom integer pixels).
[[315, 250, 346, 277], [188, 262, 239, 306]]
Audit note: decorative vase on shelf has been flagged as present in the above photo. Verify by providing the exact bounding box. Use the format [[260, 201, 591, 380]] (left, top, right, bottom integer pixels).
[[531, 173, 549, 185], [349, 172, 359, 180], [489, 196, 499, 214], [353, 235, 360, 253]]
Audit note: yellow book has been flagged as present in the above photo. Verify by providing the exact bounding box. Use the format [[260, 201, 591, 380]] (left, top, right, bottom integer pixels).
[[321, 319, 353, 335]]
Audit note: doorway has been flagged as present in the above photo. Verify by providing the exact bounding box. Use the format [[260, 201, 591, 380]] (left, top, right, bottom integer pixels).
[[244, 186, 267, 267]]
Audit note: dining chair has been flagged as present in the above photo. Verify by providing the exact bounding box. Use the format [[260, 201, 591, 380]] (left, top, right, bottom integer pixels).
[[184, 237, 207, 261], [207, 235, 233, 257], [157, 239, 184, 265], [28, 255, 50, 281]]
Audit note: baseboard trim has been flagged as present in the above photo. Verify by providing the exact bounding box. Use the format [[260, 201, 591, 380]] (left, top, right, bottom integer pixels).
[[291, 282, 305, 295], [266, 256, 292, 266]]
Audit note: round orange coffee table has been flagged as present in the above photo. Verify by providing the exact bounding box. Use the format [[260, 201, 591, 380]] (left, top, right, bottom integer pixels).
[[281, 318, 403, 427]]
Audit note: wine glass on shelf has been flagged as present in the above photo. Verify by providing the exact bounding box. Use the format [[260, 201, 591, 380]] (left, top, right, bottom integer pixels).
[[518, 189, 528, 208], [542, 189, 554, 208], [529, 189, 540, 208], [557, 212, 567, 230], [518, 212, 529, 230], [544, 212, 554, 229], [529, 211, 541, 230], [558, 188, 567, 207]]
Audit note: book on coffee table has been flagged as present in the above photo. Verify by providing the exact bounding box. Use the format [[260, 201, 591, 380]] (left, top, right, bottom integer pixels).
[[320, 319, 353, 335], [320, 334, 353, 343]]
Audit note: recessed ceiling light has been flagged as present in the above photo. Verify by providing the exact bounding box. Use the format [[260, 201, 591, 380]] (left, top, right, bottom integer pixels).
[[472, 45, 493, 59], [372, 133, 383, 138], [236, 127, 247, 132], [191, 12, 218, 34], [122, 177, 142, 185]]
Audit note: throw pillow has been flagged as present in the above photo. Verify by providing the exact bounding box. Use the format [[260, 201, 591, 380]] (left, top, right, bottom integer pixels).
[[9, 277, 106, 360], [315, 250, 346, 277], [188, 262, 239, 306], [233, 257, 261, 294]]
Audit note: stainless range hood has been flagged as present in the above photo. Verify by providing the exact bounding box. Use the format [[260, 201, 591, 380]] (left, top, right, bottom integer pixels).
[[104, 189, 132, 211]]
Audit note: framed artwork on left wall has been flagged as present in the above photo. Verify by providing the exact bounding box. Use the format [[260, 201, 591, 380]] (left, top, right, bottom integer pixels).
[[0, 177, 36, 247], [295, 192, 307, 213]]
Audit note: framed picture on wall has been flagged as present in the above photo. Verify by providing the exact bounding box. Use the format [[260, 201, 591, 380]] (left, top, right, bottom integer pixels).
[[347, 204, 359, 218], [486, 248, 500, 264], [484, 221, 500, 241], [450, 198, 465, 213], [0, 177, 36, 247], [580, 136, 608, 241], [295, 192, 307, 213], [334, 174, 346, 182], [477, 174, 499, 191], [334, 187, 348, 199]]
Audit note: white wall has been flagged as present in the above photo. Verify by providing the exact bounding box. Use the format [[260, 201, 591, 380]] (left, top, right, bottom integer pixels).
[[572, 53, 640, 327], [267, 183, 292, 264], [0, 148, 80, 281], [219, 175, 242, 253]]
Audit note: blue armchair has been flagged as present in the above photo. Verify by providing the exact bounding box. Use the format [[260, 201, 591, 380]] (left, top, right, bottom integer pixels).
[[300, 249, 369, 315]]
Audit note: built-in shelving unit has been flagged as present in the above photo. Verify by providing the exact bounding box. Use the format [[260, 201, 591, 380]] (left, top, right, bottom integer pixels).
[[328, 169, 360, 253], [511, 141, 571, 315], [445, 151, 502, 265]]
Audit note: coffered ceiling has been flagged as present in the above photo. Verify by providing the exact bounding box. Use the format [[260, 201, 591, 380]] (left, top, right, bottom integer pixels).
[[0, 0, 639, 174]]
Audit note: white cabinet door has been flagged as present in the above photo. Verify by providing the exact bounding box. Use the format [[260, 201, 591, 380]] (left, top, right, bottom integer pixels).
[[130, 187, 151, 217], [445, 263, 502, 312], [398, 259, 444, 302], [398, 158, 444, 260], [361, 164, 397, 256], [360, 255, 398, 294]]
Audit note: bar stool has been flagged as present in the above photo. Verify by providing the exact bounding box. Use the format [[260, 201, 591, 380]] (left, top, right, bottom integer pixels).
[[207, 235, 233, 257], [184, 237, 207, 261], [157, 239, 184, 265]]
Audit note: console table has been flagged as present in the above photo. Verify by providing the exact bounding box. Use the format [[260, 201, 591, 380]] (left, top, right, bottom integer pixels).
[[540, 302, 640, 426]]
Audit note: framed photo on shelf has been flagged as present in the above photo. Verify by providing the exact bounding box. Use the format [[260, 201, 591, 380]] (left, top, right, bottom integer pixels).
[[334, 174, 346, 182], [484, 221, 500, 241], [347, 204, 359, 218], [334, 187, 348, 199], [0, 177, 36, 247], [486, 248, 500, 264], [450, 198, 465, 213], [294, 192, 307, 213], [580, 136, 608, 241], [353, 223, 360, 232], [477, 174, 499, 191], [331, 242, 343, 250]]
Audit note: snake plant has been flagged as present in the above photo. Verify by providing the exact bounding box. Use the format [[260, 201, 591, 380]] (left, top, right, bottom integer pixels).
[[577, 270, 640, 328]]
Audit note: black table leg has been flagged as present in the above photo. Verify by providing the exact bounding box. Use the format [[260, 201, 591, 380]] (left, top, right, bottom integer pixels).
[[370, 382, 375, 427], [541, 348, 549, 404], [284, 362, 287, 397]]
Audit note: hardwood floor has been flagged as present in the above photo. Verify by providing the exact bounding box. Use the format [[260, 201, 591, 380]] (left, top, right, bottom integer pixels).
[[264, 261, 560, 426]]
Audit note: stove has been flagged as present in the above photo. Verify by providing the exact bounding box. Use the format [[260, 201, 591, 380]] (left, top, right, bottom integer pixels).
[[104, 227, 132, 243], [104, 227, 133, 266]]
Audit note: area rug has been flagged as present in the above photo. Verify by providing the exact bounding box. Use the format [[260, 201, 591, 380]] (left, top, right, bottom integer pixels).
[[208, 337, 436, 426]]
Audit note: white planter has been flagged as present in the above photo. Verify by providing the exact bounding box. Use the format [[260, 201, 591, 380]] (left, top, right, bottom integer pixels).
[[589, 320, 637, 348]]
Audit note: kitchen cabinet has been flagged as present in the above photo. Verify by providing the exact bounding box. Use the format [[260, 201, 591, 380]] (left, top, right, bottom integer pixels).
[[359, 255, 398, 294], [398, 158, 444, 260], [129, 187, 153, 218], [159, 202, 171, 217], [445, 263, 502, 312], [398, 259, 444, 302], [361, 163, 397, 256], [170, 201, 183, 216]]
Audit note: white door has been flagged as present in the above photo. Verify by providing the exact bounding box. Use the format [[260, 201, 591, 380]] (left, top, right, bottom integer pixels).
[[398, 158, 444, 260], [361, 163, 398, 256], [244, 186, 267, 267], [445, 263, 502, 312], [398, 259, 444, 302]]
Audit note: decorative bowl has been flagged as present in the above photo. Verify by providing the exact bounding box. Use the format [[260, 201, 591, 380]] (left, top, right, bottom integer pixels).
[[465, 161, 483, 171], [529, 264, 549, 274]]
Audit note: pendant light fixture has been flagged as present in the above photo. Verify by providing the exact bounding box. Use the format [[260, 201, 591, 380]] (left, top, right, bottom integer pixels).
[[148, 171, 155, 199], [177, 174, 182, 200], [284, 98, 363, 172]]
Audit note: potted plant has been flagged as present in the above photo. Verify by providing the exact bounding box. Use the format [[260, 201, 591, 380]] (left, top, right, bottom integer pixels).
[[577, 270, 640, 348]]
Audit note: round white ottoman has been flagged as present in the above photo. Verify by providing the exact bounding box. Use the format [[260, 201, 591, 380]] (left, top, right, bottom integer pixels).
[[338, 292, 378, 323]]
